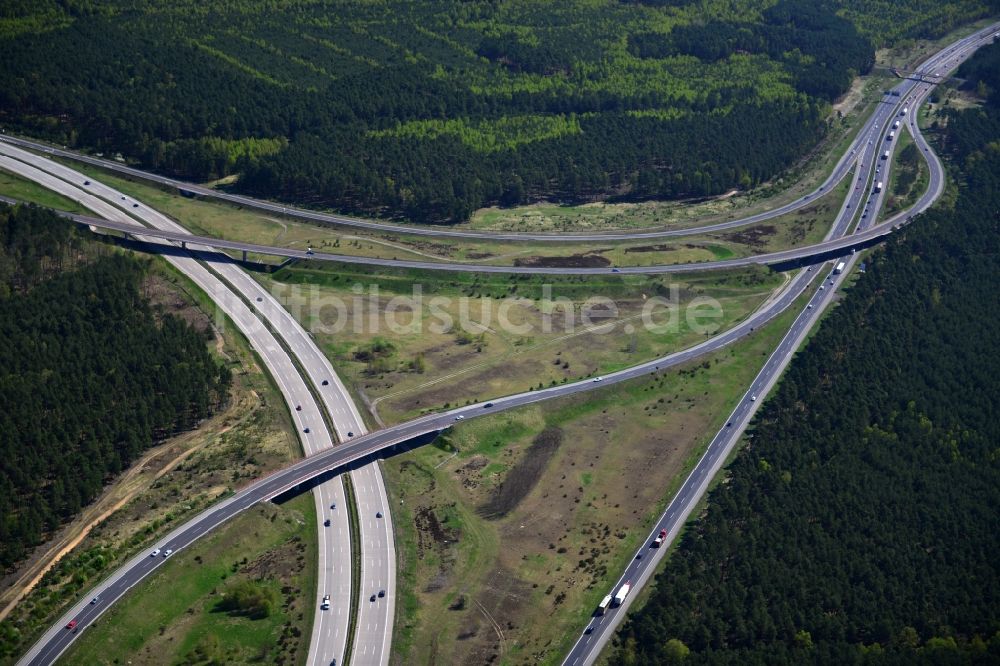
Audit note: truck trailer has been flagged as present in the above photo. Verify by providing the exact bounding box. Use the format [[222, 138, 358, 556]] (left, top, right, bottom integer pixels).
[[613, 582, 631, 607], [875, 181, 883, 193], [834, 261, 846, 275]]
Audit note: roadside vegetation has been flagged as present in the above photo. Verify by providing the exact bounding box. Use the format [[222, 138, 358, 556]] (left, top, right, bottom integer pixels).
[[258, 263, 786, 424], [383, 275, 815, 665], [611, 40, 1000, 666], [0, 170, 84, 214], [882, 129, 929, 217], [62, 496, 317, 666], [0, 208, 304, 663]]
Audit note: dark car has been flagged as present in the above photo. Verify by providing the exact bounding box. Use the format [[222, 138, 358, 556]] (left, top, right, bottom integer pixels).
[[378, 589, 385, 598], [295, 405, 302, 411], [376, 511, 383, 518], [347, 431, 354, 437], [484, 402, 494, 408], [83, 180, 90, 186], [324, 518, 331, 527], [322, 380, 329, 386], [585, 625, 594, 635], [370, 594, 376, 602], [132, 203, 139, 208], [304, 427, 311, 433]]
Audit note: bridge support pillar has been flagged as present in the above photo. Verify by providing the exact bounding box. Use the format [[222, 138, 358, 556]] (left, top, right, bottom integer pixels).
[[242, 249, 248, 262], [180, 240, 186, 249]]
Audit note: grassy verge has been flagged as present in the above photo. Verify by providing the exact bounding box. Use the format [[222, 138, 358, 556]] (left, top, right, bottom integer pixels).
[[61, 496, 317, 666], [340, 474, 362, 666], [882, 129, 929, 218], [382, 274, 814, 665], [256, 263, 785, 424], [0, 168, 85, 213]]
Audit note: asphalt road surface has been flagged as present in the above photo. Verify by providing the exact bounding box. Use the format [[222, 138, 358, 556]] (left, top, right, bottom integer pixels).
[[9, 21, 997, 666]]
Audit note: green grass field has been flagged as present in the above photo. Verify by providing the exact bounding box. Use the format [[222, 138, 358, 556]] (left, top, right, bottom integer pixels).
[[61, 496, 317, 666], [383, 274, 819, 665], [0, 168, 85, 213]]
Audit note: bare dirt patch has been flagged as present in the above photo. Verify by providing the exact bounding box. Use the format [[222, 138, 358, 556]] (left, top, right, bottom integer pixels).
[[720, 224, 777, 250], [478, 427, 563, 519], [513, 253, 611, 268]]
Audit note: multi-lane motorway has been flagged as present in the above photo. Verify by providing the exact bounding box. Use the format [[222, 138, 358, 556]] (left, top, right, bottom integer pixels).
[[0, 149, 367, 666], [7, 20, 998, 666]]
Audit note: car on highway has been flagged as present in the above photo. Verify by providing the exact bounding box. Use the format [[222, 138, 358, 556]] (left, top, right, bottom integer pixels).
[[83, 180, 90, 186], [378, 589, 385, 598], [303, 427, 310, 433], [66, 620, 77, 630], [324, 518, 331, 526], [635, 553, 643, 560], [370, 594, 377, 602], [376, 511, 383, 518], [347, 431, 354, 437], [132, 203, 139, 208], [483, 402, 494, 408], [585, 625, 594, 634], [321, 594, 330, 610], [163, 549, 173, 557], [295, 405, 302, 411], [454, 414, 465, 421], [321, 379, 329, 385], [808, 304, 814, 309], [593, 376, 603, 382], [256, 296, 262, 302], [151, 548, 160, 557], [90, 597, 99, 605], [750, 395, 757, 401], [611, 267, 620, 273]]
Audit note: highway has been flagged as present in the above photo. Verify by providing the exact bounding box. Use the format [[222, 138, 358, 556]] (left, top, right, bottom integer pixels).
[[0, 141, 399, 666], [8, 21, 996, 666], [0, 150, 366, 666], [1, 157, 346, 666]]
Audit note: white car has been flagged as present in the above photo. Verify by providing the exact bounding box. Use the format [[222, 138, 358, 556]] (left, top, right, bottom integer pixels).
[[454, 415, 465, 421], [163, 549, 173, 558], [750, 395, 757, 402], [321, 594, 331, 610], [151, 548, 160, 557], [592, 376, 603, 382]]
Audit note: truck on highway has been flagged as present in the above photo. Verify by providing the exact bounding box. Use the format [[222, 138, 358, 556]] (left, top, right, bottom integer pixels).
[[613, 582, 631, 607], [882, 150, 890, 160], [875, 181, 883, 193], [901, 107, 909, 115], [596, 594, 613, 615], [652, 529, 668, 547], [887, 131, 895, 140], [893, 120, 901, 129], [834, 261, 846, 275]]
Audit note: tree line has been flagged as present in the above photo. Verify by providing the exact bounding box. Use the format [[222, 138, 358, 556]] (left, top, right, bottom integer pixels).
[[0, 205, 231, 569]]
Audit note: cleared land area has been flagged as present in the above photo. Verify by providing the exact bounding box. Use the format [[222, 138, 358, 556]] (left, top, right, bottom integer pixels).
[[257, 263, 786, 424], [383, 280, 813, 665]]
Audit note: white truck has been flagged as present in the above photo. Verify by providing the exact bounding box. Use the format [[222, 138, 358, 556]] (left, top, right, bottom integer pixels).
[[901, 107, 909, 116], [882, 150, 890, 160], [652, 529, 667, 547], [875, 181, 883, 193], [893, 120, 901, 129], [834, 261, 846, 275], [887, 131, 895, 140], [596, 594, 613, 615], [613, 582, 631, 607]]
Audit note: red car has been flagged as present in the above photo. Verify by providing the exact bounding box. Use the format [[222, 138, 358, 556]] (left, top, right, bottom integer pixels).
[[66, 619, 77, 630]]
